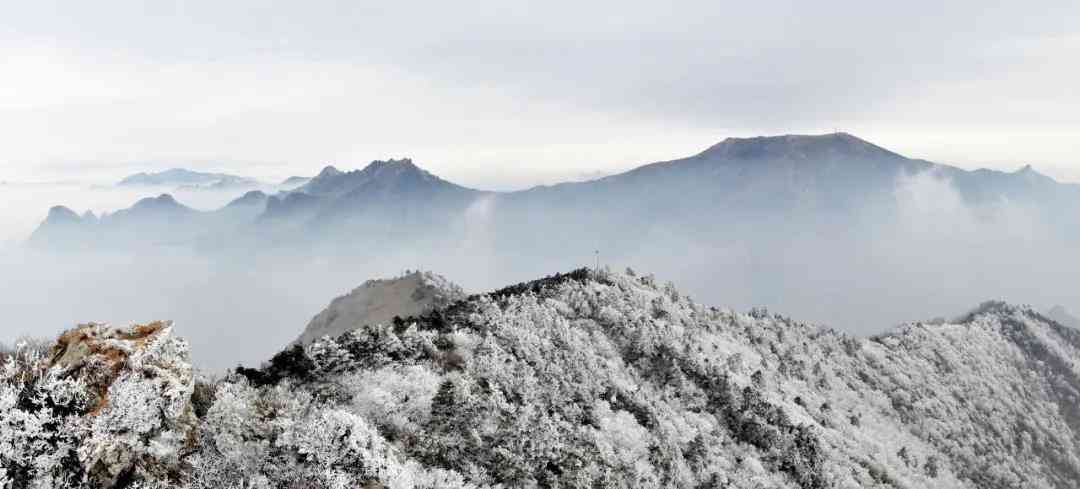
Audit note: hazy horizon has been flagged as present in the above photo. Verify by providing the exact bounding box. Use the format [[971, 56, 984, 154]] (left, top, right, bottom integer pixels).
[[7, 131, 1080, 190]]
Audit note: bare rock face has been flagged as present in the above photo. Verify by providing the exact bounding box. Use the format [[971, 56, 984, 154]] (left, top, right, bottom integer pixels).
[[1048, 305, 1080, 329], [294, 271, 466, 345], [48, 321, 196, 487]]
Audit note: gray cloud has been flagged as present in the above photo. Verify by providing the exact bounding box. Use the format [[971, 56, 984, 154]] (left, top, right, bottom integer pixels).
[[1, 1, 1078, 182]]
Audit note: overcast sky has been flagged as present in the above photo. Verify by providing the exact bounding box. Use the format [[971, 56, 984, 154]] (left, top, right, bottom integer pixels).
[[2, 0, 1078, 189]]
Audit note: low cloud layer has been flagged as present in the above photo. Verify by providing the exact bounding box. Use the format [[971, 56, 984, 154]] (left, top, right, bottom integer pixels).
[[2, 168, 1078, 371]]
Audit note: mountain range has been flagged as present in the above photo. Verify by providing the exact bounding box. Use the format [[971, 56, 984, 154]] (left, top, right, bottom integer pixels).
[[29, 191, 269, 249], [31, 133, 1080, 249], [25, 132, 1080, 334]]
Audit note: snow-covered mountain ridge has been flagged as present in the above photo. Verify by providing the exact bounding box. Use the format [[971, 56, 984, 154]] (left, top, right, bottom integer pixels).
[[3, 269, 1080, 488]]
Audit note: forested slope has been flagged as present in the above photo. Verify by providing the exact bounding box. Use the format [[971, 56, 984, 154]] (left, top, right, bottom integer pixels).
[[4, 269, 1080, 488]]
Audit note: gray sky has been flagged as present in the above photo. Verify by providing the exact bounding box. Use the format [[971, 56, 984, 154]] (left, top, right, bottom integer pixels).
[[2, 0, 1078, 189]]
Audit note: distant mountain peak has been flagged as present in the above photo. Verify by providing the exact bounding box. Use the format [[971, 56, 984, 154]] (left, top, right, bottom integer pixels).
[[28, 206, 89, 246], [118, 168, 260, 188], [125, 194, 193, 216], [1015, 164, 1047, 177], [44, 205, 82, 224], [1008, 164, 1059, 185], [316, 165, 342, 178], [295, 157, 467, 200], [226, 190, 268, 207], [698, 132, 903, 161], [148, 193, 179, 205]]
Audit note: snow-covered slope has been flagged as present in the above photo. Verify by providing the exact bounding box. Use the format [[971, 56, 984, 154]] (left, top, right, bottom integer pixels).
[[226, 270, 1080, 488], [5, 269, 1080, 488], [293, 271, 467, 345]]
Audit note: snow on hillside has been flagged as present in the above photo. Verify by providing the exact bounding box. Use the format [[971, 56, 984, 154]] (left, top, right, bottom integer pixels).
[[3, 269, 1080, 488]]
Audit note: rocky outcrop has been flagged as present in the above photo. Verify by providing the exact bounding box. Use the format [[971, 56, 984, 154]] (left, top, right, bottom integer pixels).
[[0, 321, 196, 488], [58, 322, 196, 486], [1048, 305, 1080, 329], [293, 271, 467, 345]]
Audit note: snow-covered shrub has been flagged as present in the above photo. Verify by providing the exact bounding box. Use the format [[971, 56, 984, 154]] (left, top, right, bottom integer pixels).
[[1, 322, 196, 489], [10, 269, 1080, 488]]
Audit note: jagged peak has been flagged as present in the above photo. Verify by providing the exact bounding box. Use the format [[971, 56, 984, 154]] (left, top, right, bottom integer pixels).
[[364, 157, 417, 168], [358, 158, 430, 179], [294, 157, 461, 198]]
